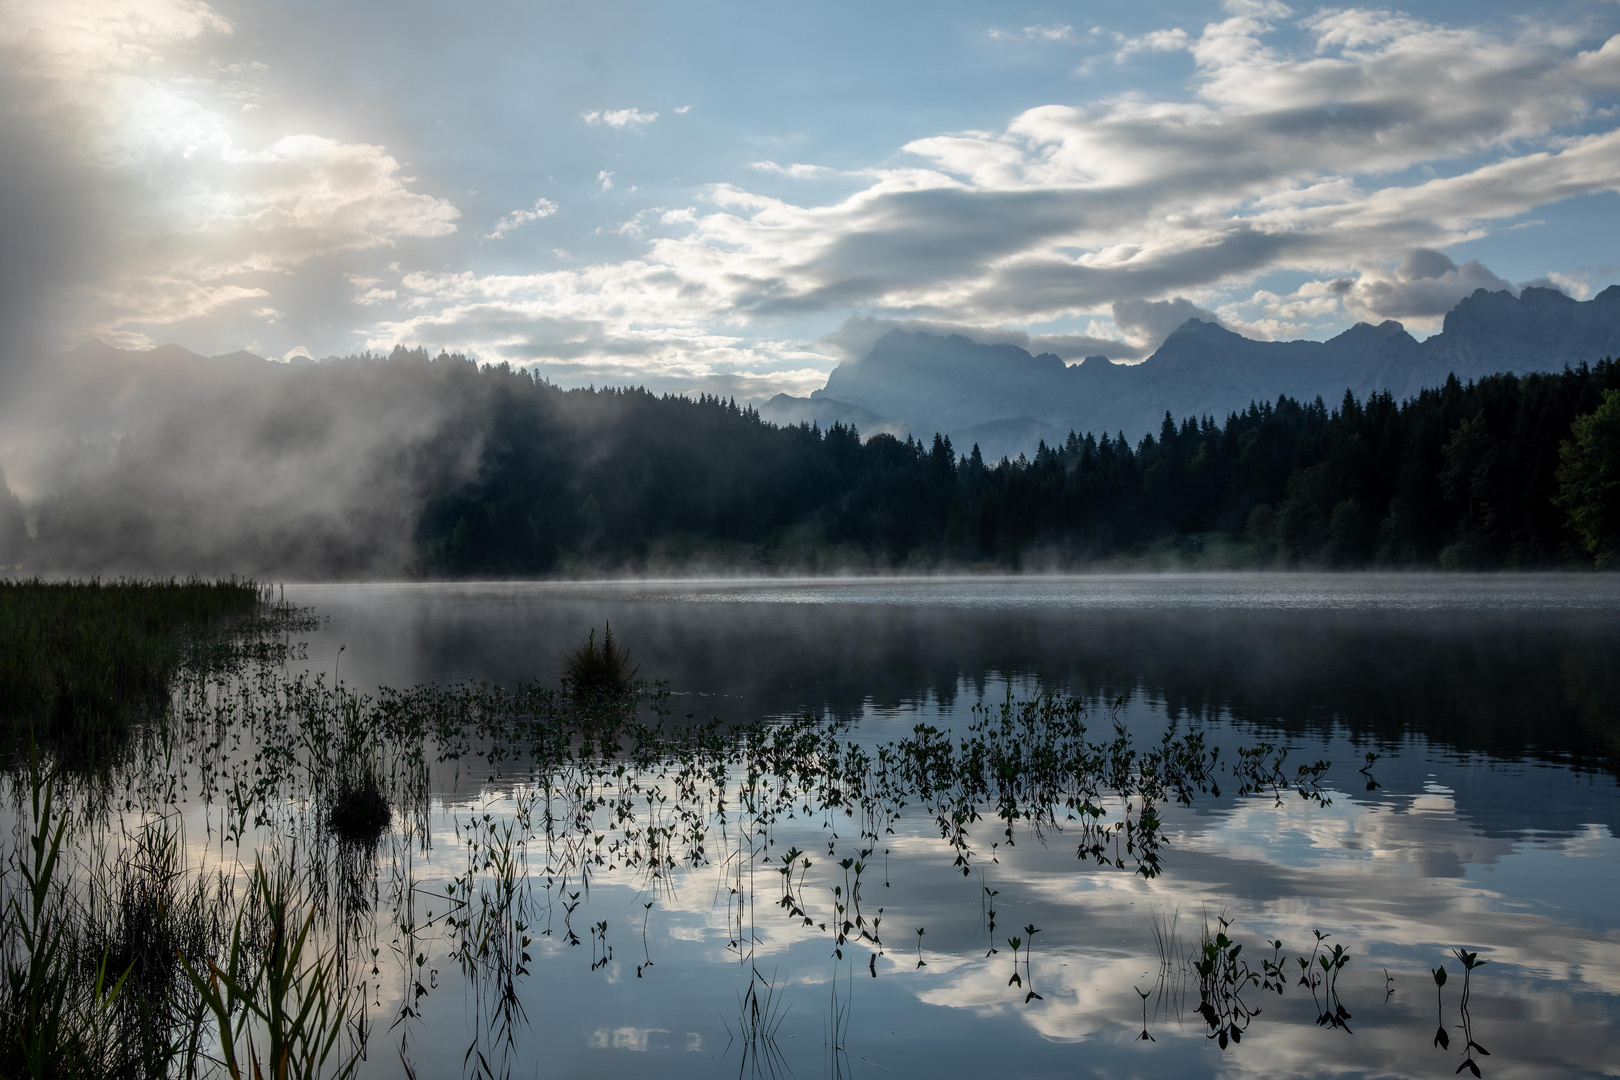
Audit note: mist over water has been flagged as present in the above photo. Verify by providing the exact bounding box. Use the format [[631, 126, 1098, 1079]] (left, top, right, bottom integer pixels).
[[290, 574, 1620, 770]]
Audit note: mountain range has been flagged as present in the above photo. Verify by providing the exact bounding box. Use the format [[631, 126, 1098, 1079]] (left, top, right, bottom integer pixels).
[[760, 286, 1620, 460], [10, 285, 1620, 473]]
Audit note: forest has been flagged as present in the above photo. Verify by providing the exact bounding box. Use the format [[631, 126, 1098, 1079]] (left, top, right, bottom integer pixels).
[[412, 352, 1620, 574], [10, 346, 1619, 576]]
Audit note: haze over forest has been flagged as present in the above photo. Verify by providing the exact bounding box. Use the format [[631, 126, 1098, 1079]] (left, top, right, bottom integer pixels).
[[4, 0, 1620, 575]]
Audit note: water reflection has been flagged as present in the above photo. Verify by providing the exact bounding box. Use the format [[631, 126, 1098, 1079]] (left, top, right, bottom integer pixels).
[[6, 577, 1620, 1079], [288, 576, 1620, 781]]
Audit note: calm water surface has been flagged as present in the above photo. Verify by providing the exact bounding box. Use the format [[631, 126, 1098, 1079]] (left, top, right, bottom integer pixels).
[[263, 574, 1620, 1079]]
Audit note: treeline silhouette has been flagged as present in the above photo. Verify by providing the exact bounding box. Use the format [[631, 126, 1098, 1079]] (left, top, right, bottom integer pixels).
[[15, 346, 1617, 576], [417, 350, 1620, 573]]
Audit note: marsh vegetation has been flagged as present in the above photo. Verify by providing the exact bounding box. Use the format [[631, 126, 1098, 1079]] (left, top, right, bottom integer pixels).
[[0, 578, 266, 759]]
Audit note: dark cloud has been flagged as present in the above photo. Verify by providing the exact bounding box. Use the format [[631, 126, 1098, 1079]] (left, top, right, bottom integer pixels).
[[820, 316, 1039, 364], [982, 228, 1304, 318], [1110, 297, 1223, 348], [1027, 333, 1146, 361], [1354, 249, 1515, 319], [818, 315, 1143, 366]]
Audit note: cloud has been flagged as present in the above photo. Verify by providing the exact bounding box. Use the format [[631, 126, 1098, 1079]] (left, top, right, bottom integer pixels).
[[819, 315, 1031, 363], [361, 264, 833, 398], [14, 1, 1620, 398], [0, 0, 459, 349], [989, 24, 1076, 44], [1343, 249, 1516, 321], [1223, 0, 1293, 17], [749, 161, 839, 178], [1110, 297, 1223, 347], [614, 208, 665, 237], [673, 104, 692, 115], [818, 314, 1143, 364], [328, 8, 1620, 391], [1113, 27, 1191, 61], [0, 76, 112, 382], [816, 312, 1146, 362], [580, 108, 659, 128], [557, 9, 1620, 342], [485, 197, 558, 240], [1521, 270, 1591, 299]]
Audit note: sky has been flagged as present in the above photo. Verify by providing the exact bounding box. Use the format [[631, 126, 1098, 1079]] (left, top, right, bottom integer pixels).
[[4, 0, 1620, 399]]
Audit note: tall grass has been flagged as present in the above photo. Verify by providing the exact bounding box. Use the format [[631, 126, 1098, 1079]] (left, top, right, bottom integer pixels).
[[0, 760, 354, 1080], [0, 760, 130, 1078], [0, 578, 264, 760], [180, 863, 359, 1080]]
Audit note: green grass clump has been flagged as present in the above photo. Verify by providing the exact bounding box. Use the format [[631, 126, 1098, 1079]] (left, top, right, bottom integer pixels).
[[0, 578, 264, 761], [561, 622, 638, 698]]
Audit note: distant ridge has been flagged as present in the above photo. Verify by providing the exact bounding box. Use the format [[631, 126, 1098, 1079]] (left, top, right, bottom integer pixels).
[[761, 286, 1620, 458]]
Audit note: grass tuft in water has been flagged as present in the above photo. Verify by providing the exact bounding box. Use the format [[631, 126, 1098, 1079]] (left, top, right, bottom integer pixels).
[[326, 698, 392, 842], [560, 622, 637, 698], [327, 774, 391, 841]]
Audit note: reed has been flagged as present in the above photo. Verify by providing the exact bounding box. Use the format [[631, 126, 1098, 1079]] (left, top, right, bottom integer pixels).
[[0, 760, 129, 1079]]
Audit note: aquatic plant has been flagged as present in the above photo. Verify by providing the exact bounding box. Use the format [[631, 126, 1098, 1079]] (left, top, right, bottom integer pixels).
[[724, 965, 791, 1077], [87, 816, 230, 1077], [1452, 948, 1491, 1077], [0, 591, 1366, 1080], [1433, 963, 1450, 1049], [560, 623, 638, 698], [179, 861, 359, 1080], [1194, 914, 1261, 1048], [325, 699, 392, 842], [0, 761, 129, 1078]]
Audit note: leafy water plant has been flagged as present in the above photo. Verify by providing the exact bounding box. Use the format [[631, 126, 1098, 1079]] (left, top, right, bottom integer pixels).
[[88, 816, 231, 1077], [325, 699, 392, 842], [1452, 948, 1491, 1077], [179, 861, 359, 1080], [1433, 963, 1450, 1049], [1359, 751, 1383, 791], [1311, 942, 1353, 1031], [1018, 924, 1042, 1003], [0, 589, 1364, 1080], [1194, 914, 1261, 1048]]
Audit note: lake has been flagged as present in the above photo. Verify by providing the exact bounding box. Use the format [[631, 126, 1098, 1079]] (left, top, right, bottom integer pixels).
[[246, 574, 1620, 1079]]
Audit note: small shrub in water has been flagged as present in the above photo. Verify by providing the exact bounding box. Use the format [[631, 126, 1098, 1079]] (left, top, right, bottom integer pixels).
[[562, 623, 637, 697]]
